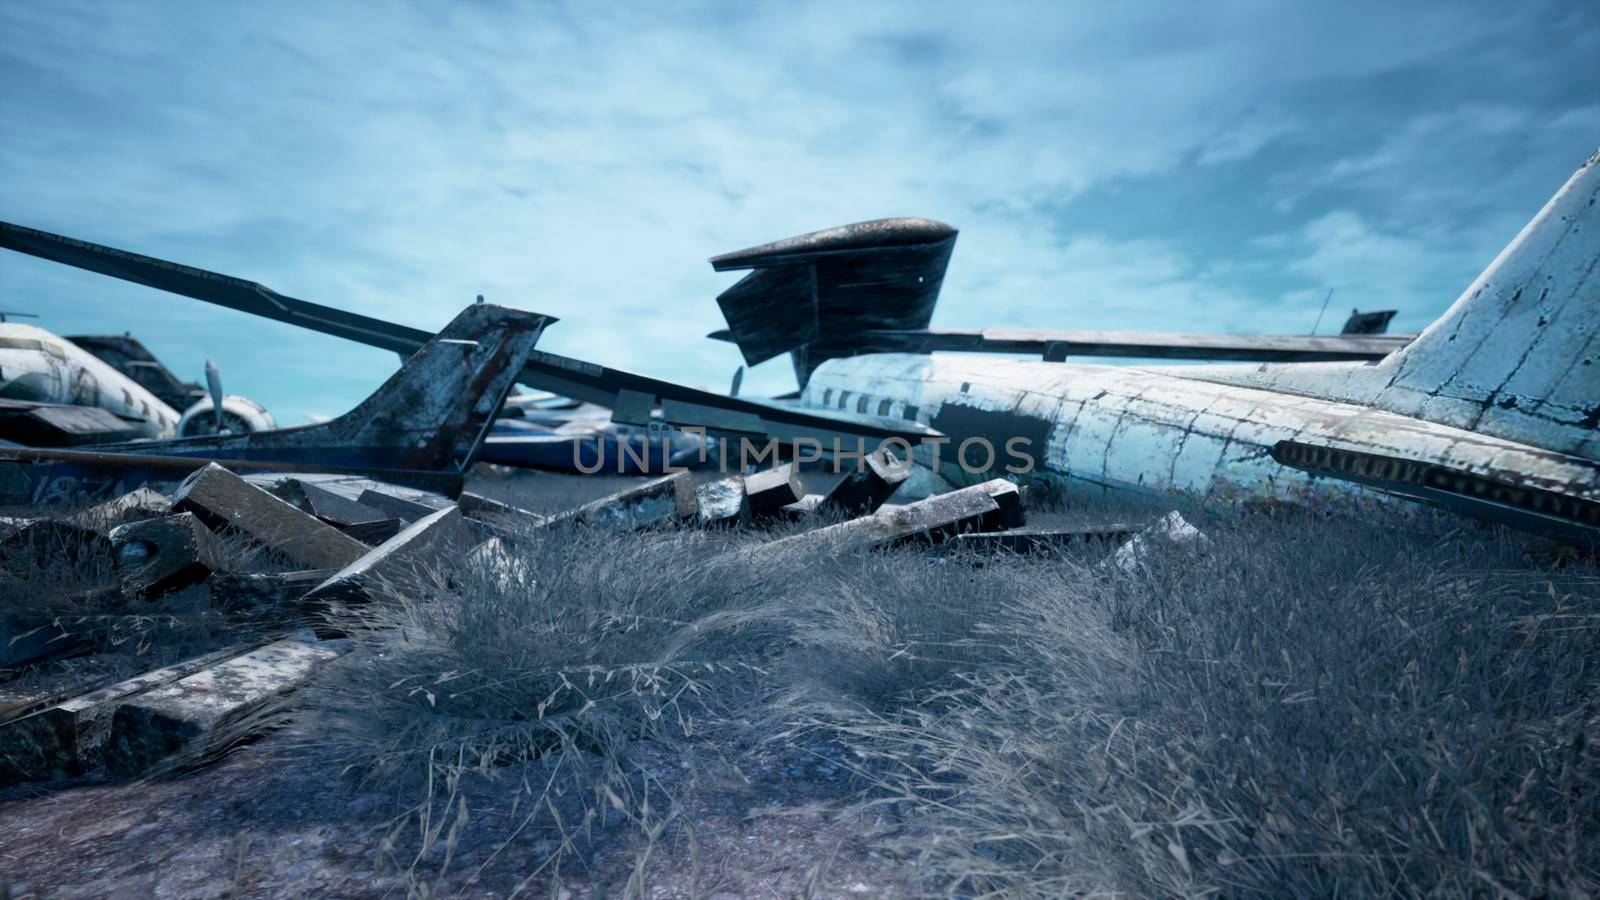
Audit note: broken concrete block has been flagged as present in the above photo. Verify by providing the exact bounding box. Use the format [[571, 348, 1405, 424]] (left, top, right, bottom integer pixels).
[[109, 512, 229, 598], [105, 635, 346, 775], [695, 476, 749, 528], [819, 448, 910, 518], [303, 506, 476, 608], [337, 517, 403, 545], [1103, 511, 1210, 575], [942, 524, 1136, 555], [781, 494, 826, 519], [739, 479, 1022, 567], [458, 491, 549, 532], [207, 569, 334, 613], [0, 642, 260, 785], [172, 463, 369, 570], [547, 472, 698, 529], [282, 479, 390, 526], [355, 487, 444, 524], [70, 486, 172, 533], [886, 464, 956, 504], [743, 463, 804, 519], [465, 537, 535, 593]]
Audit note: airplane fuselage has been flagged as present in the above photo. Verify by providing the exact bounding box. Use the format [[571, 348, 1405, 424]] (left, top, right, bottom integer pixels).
[[0, 322, 177, 437], [803, 353, 1599, 518]]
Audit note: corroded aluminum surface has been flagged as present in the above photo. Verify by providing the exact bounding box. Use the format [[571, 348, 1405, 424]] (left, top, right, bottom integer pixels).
[[804, 351, 1600, 508]]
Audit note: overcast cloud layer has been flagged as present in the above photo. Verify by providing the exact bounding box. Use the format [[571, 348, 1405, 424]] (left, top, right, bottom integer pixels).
[[1, 1, 1596, 421]]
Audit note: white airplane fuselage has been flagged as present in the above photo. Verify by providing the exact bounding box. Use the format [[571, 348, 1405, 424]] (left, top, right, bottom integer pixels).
[[803, 353, 1597, 506], [0, 322, 178, 437]]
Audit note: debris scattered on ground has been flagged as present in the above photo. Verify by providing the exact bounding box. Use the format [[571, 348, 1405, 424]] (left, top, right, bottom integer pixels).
[[104, 633, 347, 776], [1103, 510, 1210, 574], [818, 447, 909, 518], [109, 512, 229, 598]]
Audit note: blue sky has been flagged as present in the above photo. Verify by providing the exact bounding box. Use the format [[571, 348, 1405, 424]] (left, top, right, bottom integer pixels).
[[1, 1, 1595, 423]]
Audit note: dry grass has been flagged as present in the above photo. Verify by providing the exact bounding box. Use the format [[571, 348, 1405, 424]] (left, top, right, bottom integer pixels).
[[279, 487, 1600, 896]]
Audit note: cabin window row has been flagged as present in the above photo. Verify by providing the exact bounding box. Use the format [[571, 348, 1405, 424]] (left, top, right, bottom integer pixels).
[[820, 387, 919, 422]]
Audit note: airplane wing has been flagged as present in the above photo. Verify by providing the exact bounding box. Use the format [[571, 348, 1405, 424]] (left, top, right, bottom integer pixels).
[[830, 327, 1415, 362], [1271, 439, 1600, 546], [0, 398, 150, 446], [0, 219, 935, 451]]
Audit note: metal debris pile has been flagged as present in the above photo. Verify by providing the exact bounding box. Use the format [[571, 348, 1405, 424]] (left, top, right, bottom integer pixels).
[[0, 454, 1196, 786]]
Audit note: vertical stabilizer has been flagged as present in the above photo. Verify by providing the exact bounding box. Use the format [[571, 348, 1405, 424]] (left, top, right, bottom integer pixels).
[[1374, 149, 1599, 459]]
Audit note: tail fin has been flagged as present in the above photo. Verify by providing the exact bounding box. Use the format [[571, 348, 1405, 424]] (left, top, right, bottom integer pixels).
[[707, 218, 957, 386], [1376, 149, 1599, 460], [109, 303, 551, 472]]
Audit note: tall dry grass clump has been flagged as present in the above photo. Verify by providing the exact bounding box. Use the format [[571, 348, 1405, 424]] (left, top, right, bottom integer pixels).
[[780, 507, 1600, 896]]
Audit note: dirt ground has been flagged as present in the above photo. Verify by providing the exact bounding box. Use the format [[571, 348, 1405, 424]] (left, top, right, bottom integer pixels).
[[0, 726, 913, 898]]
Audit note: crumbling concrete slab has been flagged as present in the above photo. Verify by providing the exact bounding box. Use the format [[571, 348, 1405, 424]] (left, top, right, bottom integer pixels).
[[743, 463, 803, 519], [69, 486, 172, 533], [819, 448, 909, 518], [104, 634, 347, 776], [1103, 511, 1210, 575], [108, 512, 229, 598], [546, 472, 698, 529], [172, 463, 369, 570], [0, 642, 261, 785], [302, 506, 476, 609], [736, 478, 1022, 566], [695, 476, 749, 528]]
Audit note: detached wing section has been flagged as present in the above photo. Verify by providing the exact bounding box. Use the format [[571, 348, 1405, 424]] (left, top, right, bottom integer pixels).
[[1272, 439, 1600, 546], [855, 328, 1413, 362], [0, 219, 934, 453], [710, 217, 958, 383]]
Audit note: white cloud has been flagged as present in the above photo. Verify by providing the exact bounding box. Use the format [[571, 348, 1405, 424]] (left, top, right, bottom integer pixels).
[[0, 0, 1593, 418]]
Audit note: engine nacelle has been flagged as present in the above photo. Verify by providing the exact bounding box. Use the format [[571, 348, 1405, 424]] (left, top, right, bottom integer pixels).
[[176, 395, 276, 437]]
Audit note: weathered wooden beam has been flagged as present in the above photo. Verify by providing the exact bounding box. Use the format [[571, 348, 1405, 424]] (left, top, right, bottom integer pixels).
[[171, 463, 369, 570], [781, 493, 826, 519], [303, 506, 476, 608], [743, 463, 804, 519], [818, 448, 909, 518], [104, 635, 347, 775], [108, 512, 229, 598], [0, 642, 262, 785], [736, 478, 1022, 566]]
